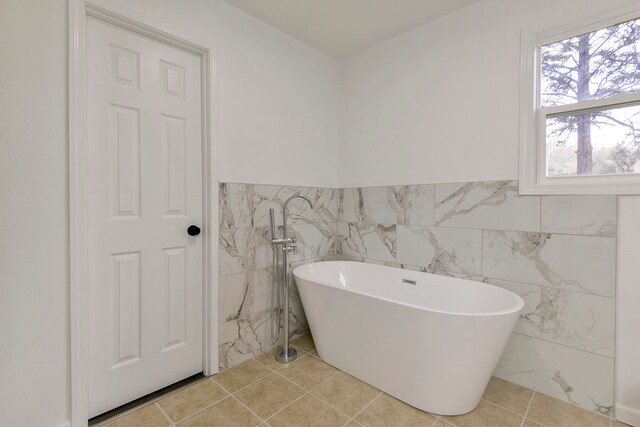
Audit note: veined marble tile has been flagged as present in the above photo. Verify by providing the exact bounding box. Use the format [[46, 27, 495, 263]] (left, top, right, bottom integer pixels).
[[393, 185, 435, 225], [290, 257, 325, 270], [219, 272, 253, 324], [341, 188, 361, 223], [336, 189, 344, 222], [539, 289, 615, 357], [326, 254, 365, 265], [219, 183, 254, 230], [288, 295, 308, 337], [253, 226, 276, 271], [482, 231, 616, 297], [488, 279, 542, 338], [219, 226, 273, 276], [411, 267, 488, 283], [360, 187, 394, 223], [396, 225, 481, 275], [248, 269, 274, 315], [219, 310, 278, 369], [218, 270, 295, 369], [219, 227, 257, 276], [252, 184, 300, 228], [286, 186, 339, 226], [218, 270, 273, 329], [288, 222, 337, 263], [337, 222, 397, 262], [541, 196, 617, 237], [494, 333, 614, 416], [246, 308, 272, 354], [218, 317, 263, 369], [435, 180, 540, 232], [253, 185, 339, 228], [494, 334, 614, 416], [340, 185, 435, 225], [306, 187, 340, 225]]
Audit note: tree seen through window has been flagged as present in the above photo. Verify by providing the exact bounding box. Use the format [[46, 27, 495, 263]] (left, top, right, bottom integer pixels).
[[541, 18, 640, 176]]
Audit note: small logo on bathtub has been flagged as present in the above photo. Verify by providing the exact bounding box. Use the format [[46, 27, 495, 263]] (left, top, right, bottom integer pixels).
[[402, 278, 416, 285]]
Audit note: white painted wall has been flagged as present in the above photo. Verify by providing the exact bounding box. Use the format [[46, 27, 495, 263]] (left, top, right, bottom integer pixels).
[[338, 0, 635, 187], [0, 1, 70, 426], [616, 196, 640, 427], [108, 0, 340, 188]]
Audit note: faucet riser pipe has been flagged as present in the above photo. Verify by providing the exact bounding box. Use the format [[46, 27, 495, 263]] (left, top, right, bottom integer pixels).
[[275, 248, 297, 363], [269, 208, 280, 345]]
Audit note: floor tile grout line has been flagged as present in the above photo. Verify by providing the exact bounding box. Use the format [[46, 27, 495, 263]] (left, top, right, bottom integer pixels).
[[304, 373, 369, 423], [229, 393, 269, 426], [251, 356, 278, 371], [270, 367, 340, 407], [251, 368, 306, 396], [319, 394, 364, 424], [439, 416, 452, 426], [270, 368, 304, 391], [262, 383, 359, 427], [166, 377, 234, 425], [439, 419, 450, 426], [271, 358, 338, 394], [307, 369, 341, 390], [302, 370, 390, 425], [263, 391, 311, 424], [154, 402, 176, 427], [520, 391, 536, 427], [209, 377, 269, 426], [167, 391, 231, 425], [231, 362, 329, 421], [479, 397, 530, 418], [349, 390, 384, 424], [214, 360, 276, 395]]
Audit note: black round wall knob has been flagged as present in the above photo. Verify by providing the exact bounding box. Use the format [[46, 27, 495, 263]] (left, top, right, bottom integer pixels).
[[187, 225, 201, 236]]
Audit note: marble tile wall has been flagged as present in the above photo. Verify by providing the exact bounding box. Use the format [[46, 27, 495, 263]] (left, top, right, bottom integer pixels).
[[218, 183, 339, 369], [336, 180, 617, 416], [219, 180, 617, 417]]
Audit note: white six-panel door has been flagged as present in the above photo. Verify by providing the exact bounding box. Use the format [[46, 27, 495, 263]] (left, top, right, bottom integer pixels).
[[86, 17, 204, 417]]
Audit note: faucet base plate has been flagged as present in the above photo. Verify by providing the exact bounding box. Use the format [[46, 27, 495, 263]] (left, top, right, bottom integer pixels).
[[275, 346, 298, 364]]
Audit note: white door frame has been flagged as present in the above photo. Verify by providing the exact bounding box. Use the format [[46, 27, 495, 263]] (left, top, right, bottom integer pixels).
[[68, 1, 219, 425]]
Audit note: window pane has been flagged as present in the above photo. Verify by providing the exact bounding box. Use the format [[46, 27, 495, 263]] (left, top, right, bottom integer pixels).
[[541, 18, 640, 107], [546, 104, 640, 177]]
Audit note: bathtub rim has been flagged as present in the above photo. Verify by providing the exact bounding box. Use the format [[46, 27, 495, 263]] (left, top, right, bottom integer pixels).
[[293, 261, 525, 318]]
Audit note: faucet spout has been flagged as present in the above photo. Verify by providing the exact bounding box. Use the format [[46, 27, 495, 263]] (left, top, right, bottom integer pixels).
[[282, 194, 314, 238]]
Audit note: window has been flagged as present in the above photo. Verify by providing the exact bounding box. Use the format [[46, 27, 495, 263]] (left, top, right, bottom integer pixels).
[[520, 4, 640, 194]]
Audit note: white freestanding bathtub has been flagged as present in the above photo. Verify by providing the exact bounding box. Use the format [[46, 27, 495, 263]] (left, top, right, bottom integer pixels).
[[293, 261, 524, 415]]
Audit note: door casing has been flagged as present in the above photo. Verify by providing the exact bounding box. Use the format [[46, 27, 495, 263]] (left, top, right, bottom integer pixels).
[[68, 1, 218, 425]]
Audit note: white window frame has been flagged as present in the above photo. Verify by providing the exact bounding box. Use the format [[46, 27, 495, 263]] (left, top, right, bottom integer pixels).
[[519, 1, 640, 195]]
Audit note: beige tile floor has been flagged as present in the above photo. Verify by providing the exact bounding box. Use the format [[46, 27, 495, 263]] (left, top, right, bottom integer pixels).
[[98, 334, 628, 427]]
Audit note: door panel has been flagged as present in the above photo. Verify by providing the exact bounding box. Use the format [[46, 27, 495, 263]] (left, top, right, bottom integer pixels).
[[87, 17, 204, 417]]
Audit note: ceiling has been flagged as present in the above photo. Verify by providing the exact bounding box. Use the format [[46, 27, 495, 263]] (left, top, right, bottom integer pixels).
[[223, 0, 481, 59]]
